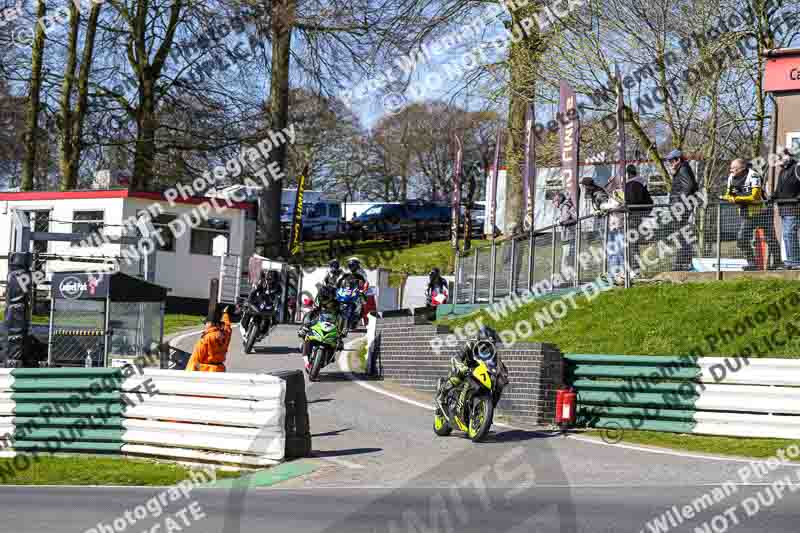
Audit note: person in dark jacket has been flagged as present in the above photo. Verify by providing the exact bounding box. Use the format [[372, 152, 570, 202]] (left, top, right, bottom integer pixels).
[[624, 165, 654, 210], [623, 165, 654, 274], [581, 176, 609, 212], [425, 267, 449, 306], [665, 150, 699, 271], [773, 150, 800, 269]]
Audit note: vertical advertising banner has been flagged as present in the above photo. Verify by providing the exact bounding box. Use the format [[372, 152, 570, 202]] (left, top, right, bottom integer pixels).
[[488, 127, 503, 239], [289, 164, 309, 258], [451, 136, 463, 250], [558, 81, 581, 212], [523, 104, 536, 231]]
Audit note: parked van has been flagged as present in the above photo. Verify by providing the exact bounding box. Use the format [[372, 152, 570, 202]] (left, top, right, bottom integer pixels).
[[301, 201, 343, 240]]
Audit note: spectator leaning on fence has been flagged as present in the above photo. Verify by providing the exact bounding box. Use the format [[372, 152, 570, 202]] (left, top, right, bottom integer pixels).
[[773, 150, 800, 269], [553, 192, 577, 286], [721, 158, 782, 271], [665, 150, 699, 271], [624, 164, 655, 272]]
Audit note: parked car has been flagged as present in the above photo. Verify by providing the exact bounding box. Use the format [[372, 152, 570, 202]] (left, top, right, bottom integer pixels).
[[348, 201, 453, 239], [281, 201, 343, 240]]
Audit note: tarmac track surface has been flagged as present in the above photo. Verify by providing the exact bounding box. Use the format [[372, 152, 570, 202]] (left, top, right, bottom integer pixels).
[[2, 325, 799, 533]]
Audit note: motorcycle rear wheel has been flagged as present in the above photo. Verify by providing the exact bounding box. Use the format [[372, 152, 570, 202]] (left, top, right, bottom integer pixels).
[[244, 322, 259, 354], [468, 395, 494, 443]]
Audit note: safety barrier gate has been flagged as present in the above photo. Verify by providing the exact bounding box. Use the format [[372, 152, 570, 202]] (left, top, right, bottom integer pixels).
[[0, 367, 311, 467], [565, 354, 800, 439]]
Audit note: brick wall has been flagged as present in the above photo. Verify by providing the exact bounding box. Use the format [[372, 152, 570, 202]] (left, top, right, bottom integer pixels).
[[373, 313, 563, 426]]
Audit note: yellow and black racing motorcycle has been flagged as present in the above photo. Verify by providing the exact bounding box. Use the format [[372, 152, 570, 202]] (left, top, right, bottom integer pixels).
[[433, 342, 509, 442]]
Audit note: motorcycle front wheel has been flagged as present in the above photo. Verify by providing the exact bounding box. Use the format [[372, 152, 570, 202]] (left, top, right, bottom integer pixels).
[[309, 345, 324, 382], [433, 408, 452, 436], [244, 321, 259, 354], [468, 395, 494, 443]]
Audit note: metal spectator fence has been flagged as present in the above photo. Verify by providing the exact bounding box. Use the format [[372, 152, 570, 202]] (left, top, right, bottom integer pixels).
[[454, 200, 799, 304]]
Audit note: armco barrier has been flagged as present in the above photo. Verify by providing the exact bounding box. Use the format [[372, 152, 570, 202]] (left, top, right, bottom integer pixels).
[[0, 367, 311, 468], [565, 354, 800, 439]]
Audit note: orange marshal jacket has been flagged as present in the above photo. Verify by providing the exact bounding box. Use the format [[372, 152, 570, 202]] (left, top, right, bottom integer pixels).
[[185, 312, 232, 372]]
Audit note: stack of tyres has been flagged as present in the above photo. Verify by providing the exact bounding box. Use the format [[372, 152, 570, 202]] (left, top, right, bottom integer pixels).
[[4, 253, 32, 368], [272, 369, 312, 458]]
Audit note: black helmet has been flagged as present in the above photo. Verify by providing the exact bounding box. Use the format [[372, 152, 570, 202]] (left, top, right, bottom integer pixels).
[[266, 270, 279, 284], [347, 257, 361, 272], [429, 267, 441, 282], [472, 326, 500, 365], [329, 260, 340, 271], [318, 285, 335, 301]]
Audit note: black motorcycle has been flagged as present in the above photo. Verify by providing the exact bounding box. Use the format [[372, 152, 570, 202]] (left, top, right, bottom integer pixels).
[[240, 296, 276, 354]]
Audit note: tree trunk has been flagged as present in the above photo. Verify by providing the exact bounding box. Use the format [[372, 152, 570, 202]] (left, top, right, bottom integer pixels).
[[67, 4, 101, 186], [132, 78, 157, 191], [503, 5, 542, 236], [259, 0, 295, 258], [21, 0, 47, 191]]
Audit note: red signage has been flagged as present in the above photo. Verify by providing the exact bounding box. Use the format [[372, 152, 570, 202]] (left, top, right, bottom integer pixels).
[[764, 53, 800, 93]]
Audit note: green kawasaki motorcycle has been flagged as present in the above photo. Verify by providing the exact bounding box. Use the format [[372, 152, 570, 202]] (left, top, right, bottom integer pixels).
[[302, 312, 341, 382]]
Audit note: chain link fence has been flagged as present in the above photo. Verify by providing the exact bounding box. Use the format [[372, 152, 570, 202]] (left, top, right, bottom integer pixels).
[[454, 200, 800, 302], [49, 299, 106, 367]]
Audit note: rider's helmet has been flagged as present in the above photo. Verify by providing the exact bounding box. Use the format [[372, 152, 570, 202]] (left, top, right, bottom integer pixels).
[[429, 267, 441, 284], [472, 326, 500, 367], [329, 259, 341, 273], [347, 257, 361, 273]]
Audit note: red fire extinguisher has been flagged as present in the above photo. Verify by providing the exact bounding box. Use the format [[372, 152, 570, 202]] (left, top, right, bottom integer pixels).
[[555, 388, 577, 430]]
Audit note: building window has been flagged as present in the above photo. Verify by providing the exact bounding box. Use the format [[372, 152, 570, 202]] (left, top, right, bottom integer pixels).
[[190, 218, 230, 256], [152, 214, 177, 252], [71, 211, 104, 247]]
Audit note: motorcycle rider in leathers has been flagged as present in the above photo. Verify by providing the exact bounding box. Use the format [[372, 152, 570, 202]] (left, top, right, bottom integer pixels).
[[240, 270, 282, 334], [436, 326, 501, 418], [298, 284, 344, 352]]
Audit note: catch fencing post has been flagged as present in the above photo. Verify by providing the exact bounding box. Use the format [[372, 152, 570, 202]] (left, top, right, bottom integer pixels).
[[574, 219, 581, 288], [550, 224, 557, 291], [489, 239, 497, 304], [471, 248, 479, 304], [623, 211, 630, 289], [527, 229, 534, 291], [602, 215, 609, 279], [716, 202, 722, 281], [452, 250, 460, 311], [509, 237, 517, 295]]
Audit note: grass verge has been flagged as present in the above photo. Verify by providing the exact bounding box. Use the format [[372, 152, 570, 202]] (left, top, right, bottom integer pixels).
[[163, 314, 206, 336], [0, 455, 243, 485], [590, 430, 800, 460], [300, 239, 488, 275], [444, 279, 800, 358]]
